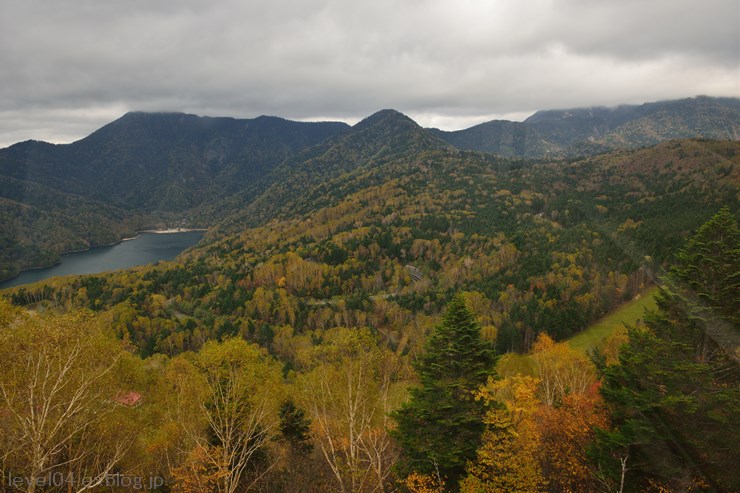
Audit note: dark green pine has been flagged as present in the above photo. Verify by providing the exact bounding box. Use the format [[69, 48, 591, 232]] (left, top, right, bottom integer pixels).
[[593, 209, 740, 492], [279, 399, 313, 453], [392, 294, 496, 490], [670, 206, 740, 328]]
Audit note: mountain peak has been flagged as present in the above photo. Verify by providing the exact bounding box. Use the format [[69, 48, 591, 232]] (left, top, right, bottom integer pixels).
[[354, 109, 418, 130], [116, 110, 193, 121]]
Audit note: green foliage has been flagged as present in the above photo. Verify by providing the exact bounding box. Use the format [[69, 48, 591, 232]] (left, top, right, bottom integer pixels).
[[393, 295, 496, 489], [5, 138, 737, 361], [594, 209, 740, 492], [279, 400, 313, 452], [670, 206, 740, 328]]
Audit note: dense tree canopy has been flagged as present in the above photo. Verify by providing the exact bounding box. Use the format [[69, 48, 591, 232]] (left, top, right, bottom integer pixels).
[[0, 127, 737, 492], [595, 209, 740, 492], [0, 301, 135, 493]]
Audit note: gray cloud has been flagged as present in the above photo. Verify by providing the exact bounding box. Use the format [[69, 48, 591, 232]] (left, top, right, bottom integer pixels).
[[1, 0, 738, 147]]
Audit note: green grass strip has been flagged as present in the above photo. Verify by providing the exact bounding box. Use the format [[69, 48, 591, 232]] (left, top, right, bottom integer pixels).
[[568, 286, 658, 353]]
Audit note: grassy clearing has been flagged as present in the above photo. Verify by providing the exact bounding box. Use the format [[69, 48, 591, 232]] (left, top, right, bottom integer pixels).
[[567, 286, 658, 353], [496, 287, 659, 376]]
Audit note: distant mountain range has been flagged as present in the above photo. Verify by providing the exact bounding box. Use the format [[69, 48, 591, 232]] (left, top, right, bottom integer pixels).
[[430, 96, 739, 158], [0, 96, 737, 280], [0, 112, 349, 211]]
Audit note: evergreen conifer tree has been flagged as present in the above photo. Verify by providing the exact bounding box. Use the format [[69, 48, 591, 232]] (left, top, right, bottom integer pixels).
[[594, 208, 740, 492], [393, 294, 496, 489]]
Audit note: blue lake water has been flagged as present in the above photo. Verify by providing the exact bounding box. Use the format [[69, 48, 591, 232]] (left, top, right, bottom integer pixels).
[[0, 230, 205, 289]]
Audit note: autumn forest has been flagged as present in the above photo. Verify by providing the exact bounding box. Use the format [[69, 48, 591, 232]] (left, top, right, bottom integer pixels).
[[1, 101, 738, 493]]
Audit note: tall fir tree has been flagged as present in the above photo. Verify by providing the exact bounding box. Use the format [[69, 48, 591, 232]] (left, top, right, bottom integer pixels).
[[594, 208, 740, 492], [392, 294, 496, 490]]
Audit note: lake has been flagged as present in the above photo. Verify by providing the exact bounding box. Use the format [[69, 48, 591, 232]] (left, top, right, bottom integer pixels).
[[0, 230, 205, 289]]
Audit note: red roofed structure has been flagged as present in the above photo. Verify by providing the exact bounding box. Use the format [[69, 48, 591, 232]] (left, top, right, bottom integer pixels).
[[113, 391, 143, 407]]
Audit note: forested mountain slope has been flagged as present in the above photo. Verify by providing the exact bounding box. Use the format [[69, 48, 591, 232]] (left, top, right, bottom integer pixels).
[[0, 113, 349, 280], [431, 96, 739, 158], [2, 207, 737, 493], [7, 138, 737, 359], [1, 110, 738, 492], [0, 112, 350, 210], [0, 176, 145, 281], [212, 109, 452, 232]]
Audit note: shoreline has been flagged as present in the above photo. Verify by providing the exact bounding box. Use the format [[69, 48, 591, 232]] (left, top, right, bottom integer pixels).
[[0, 228, 207, 287], [138, 228, 208, 234], [60, 227, 207, 254]]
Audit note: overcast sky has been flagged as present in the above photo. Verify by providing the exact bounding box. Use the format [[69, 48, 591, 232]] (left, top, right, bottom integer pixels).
[[1, 0, 738, 147]]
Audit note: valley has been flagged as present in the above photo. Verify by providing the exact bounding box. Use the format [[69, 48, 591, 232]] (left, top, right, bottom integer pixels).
[[0, 96, 738, 492], [1, 96, 737, 282]]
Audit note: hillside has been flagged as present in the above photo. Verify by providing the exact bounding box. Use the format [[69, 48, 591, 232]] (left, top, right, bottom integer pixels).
[[0, 174, 149, 280], [432, 96, 739, 158], [429, 120, 555, 158], [212, 109, 452, 232], [0, 113, 350, 280], [0, 112, 350, 211], [1, 97, 737, 282], [7, 137, 737, 358], [1, 118, 738, 493]]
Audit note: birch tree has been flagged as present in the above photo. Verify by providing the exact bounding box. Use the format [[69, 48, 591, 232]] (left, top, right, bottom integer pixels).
[[295, 327, 406, 493], [531, 333, 596, 405], [0, 302, 131, 493], [167, 338, 285, 493]]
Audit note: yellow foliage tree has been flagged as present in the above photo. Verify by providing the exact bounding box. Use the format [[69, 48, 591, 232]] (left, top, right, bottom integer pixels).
[[460, 376, 547, 493], [295, 328, 406, 493], [170, 445, 226, 493], [0, 302, 135, 493], [165, 338, 285, 493], [402, 471, 446, 493], [531, 333, 596, 405]]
